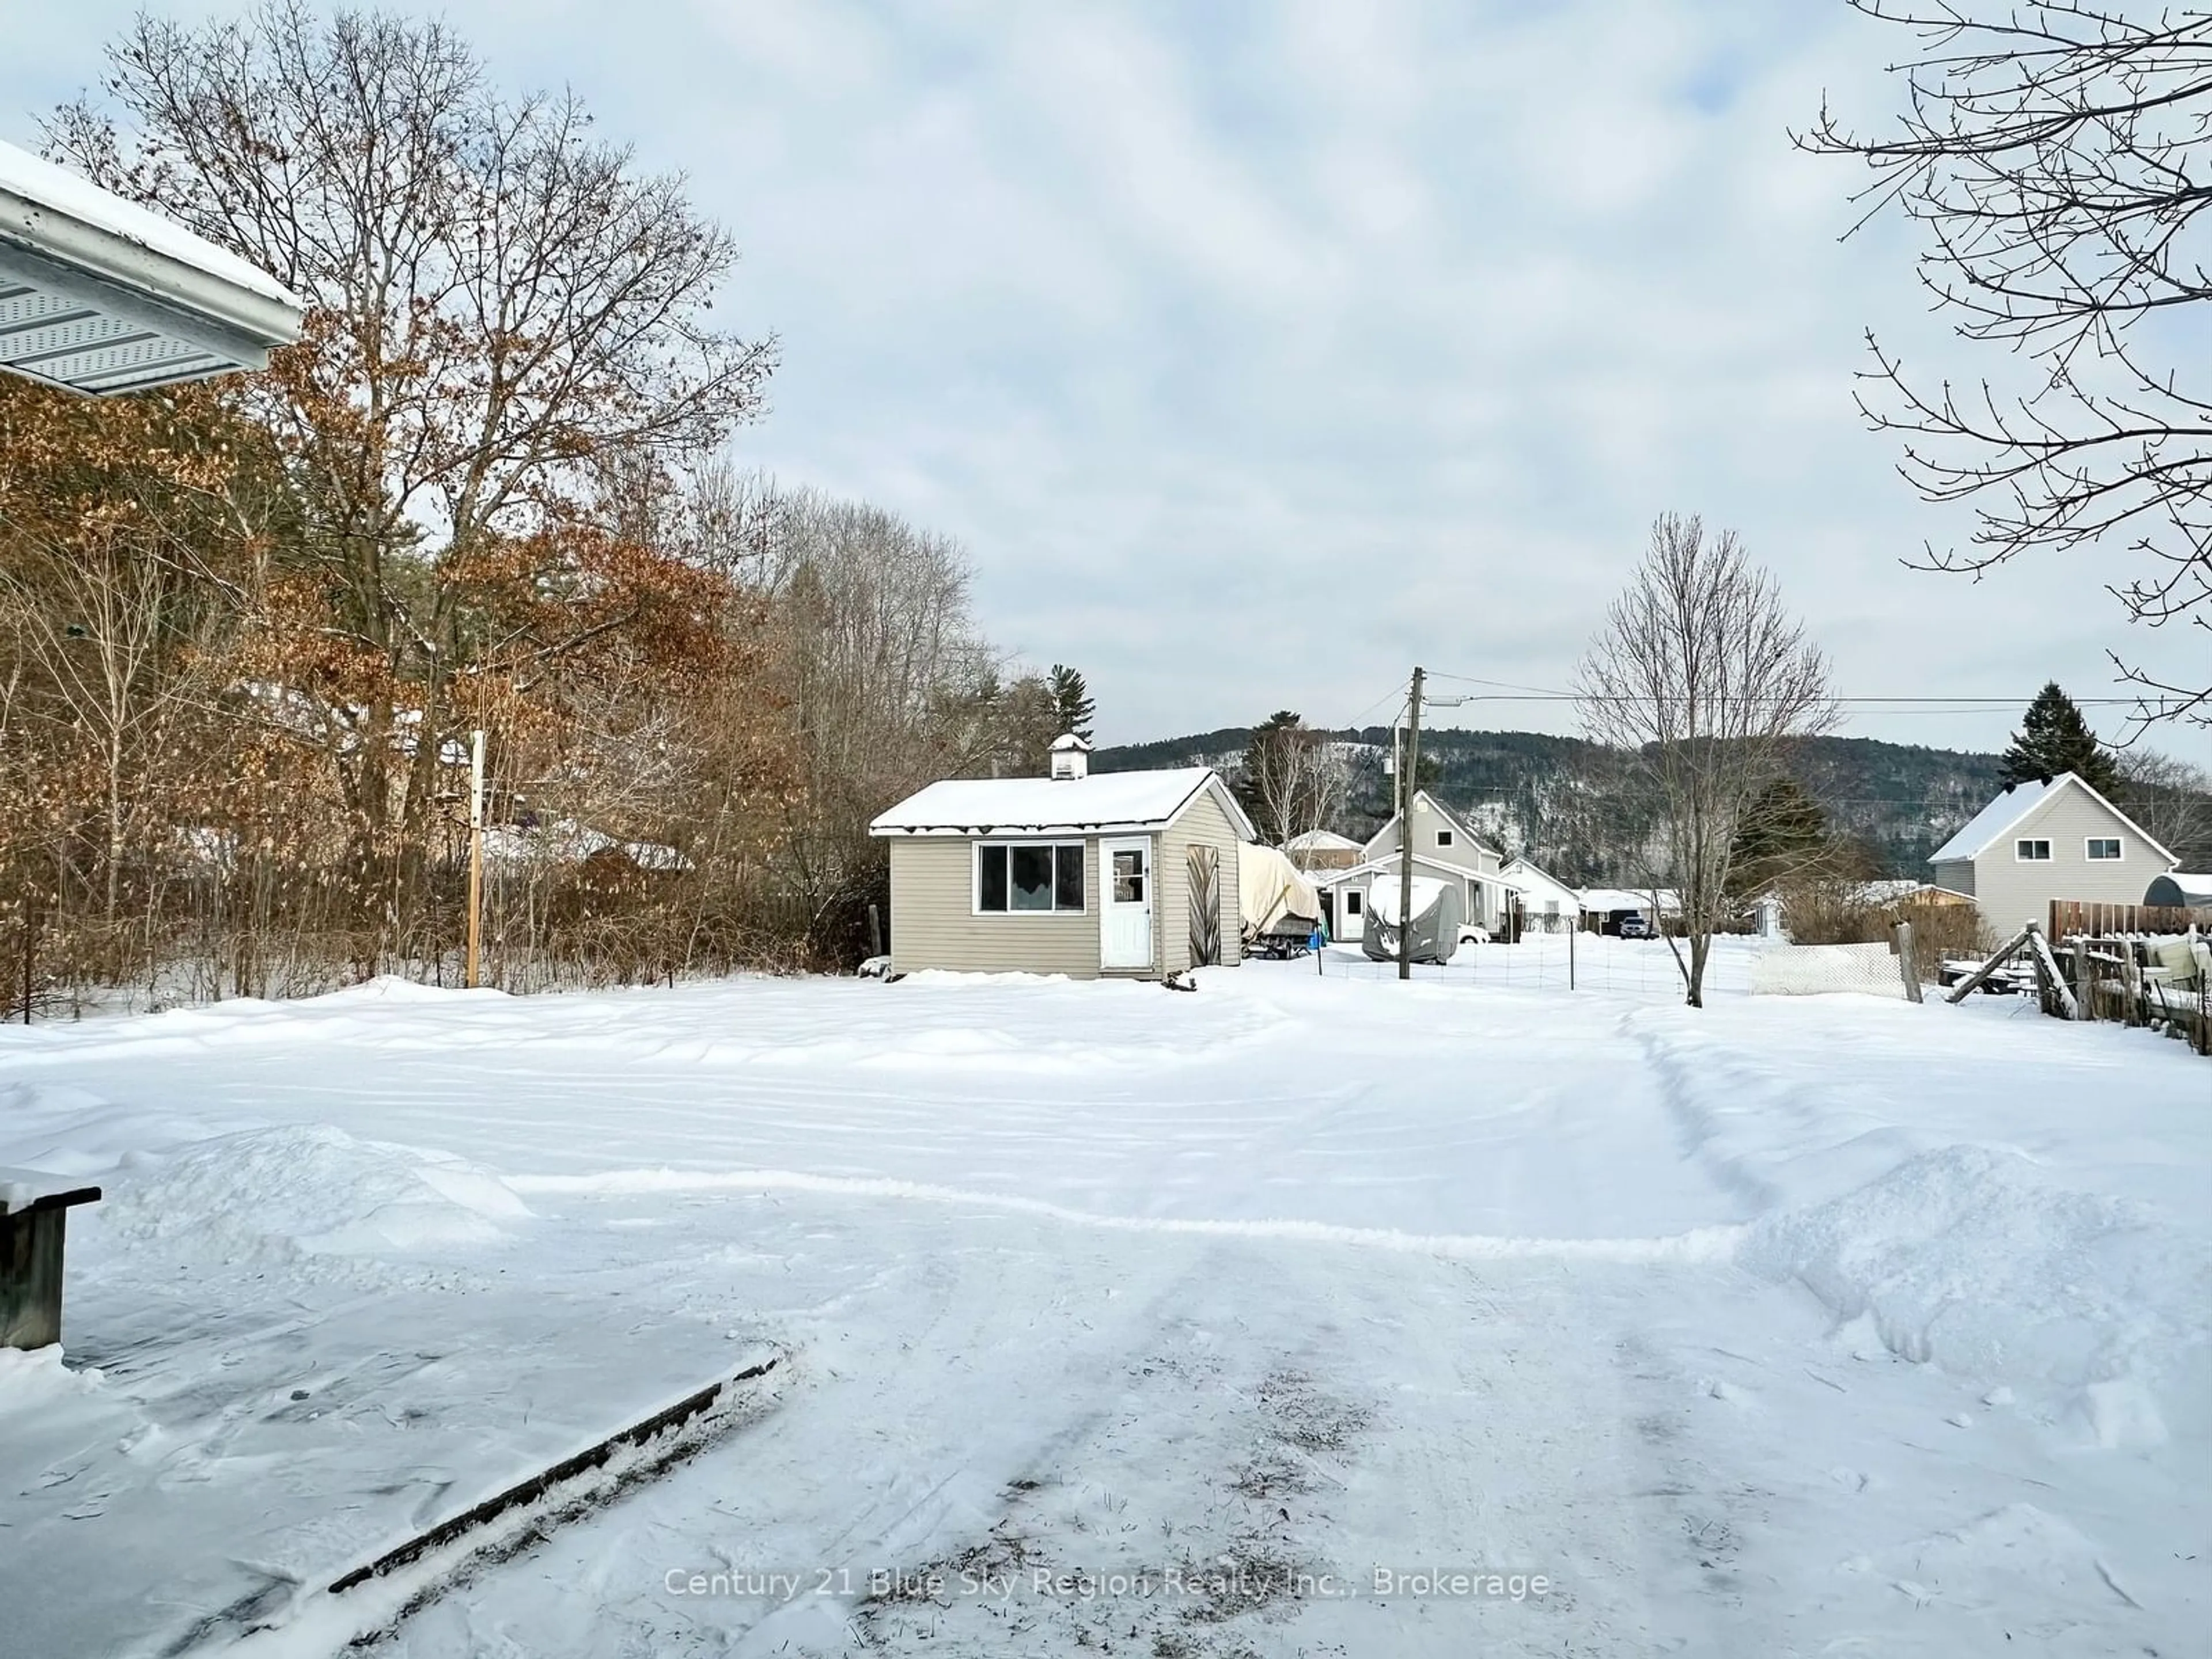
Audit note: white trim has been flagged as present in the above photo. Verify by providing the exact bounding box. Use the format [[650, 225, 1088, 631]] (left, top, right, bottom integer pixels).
[[1937, 772, 2179, 868], [971, 838, 1088, 916], [1361, 790, 1498, 863], [0, 141, 302, 396], [870, 767, 1257, 842], [1099, 835, 1156, 970]]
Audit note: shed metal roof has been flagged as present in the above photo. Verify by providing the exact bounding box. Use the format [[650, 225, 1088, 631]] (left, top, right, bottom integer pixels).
[[869, 767, 1258, 839], [0, 140, 302, 396]]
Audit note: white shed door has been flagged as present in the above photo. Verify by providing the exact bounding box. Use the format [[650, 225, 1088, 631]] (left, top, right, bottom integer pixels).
[[1338, 885, 1364, 941], [1101, 838, 1154, 970]]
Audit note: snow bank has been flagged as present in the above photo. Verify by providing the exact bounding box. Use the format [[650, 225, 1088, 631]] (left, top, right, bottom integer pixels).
[[1740, 1143, 2211, 1444], [0, 1344, 104, 1415], [96, 1124, 533, 1263], [510, 1164, 1745, 1263]]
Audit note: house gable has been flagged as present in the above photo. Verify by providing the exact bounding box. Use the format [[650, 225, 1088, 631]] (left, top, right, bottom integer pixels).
[[1949, 773, 2179, 930], [1362, 790, 1498, 871], [1932, 772, 2176, 868]]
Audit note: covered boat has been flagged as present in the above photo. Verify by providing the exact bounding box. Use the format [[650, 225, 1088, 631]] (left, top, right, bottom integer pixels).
[[1362, 874, 1464, 965]]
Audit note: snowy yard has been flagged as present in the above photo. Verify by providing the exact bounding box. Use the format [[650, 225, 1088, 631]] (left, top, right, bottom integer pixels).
[[2, 940, 2206, 1657]]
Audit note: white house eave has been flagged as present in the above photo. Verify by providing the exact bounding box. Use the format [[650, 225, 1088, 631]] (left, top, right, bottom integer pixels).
[[0, 149, 302, 396], [1933, 772, 2180, 869], [870, 819, 1179, 839], [1312, 851, 1528, 892]]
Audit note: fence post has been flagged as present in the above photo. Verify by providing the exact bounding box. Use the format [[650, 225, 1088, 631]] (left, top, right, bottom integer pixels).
[[2070, 937, 2090, 1021], [1892, 920, 1922, 1003]]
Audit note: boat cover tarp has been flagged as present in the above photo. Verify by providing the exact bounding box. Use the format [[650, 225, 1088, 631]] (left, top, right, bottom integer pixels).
[[1362, 875, 1463, 964], [1239, 843, 1321, 937]]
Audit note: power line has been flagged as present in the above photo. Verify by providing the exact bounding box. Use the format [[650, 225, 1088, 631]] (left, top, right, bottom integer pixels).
[[1422, 671, 2152, 709]]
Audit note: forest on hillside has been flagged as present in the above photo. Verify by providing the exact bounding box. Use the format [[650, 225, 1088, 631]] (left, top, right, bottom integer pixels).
[[1094, 725, 2147, 881]]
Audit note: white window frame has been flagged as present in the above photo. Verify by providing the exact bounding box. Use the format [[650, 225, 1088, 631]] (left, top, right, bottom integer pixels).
[[1435, 829, 1454, 848], [1344, 889, 1363, 916], [972, 840, 1086, 916], [2085, 836, 2123, 862], [2015, 838, 2052, 862]]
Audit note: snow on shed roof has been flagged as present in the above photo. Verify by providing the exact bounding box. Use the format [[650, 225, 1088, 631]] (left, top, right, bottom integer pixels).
[[1285, 829, 1362, 852], [869, 767, 1256, 838], [1928, 772, 2177, 866], [0, 139, 303, 395]]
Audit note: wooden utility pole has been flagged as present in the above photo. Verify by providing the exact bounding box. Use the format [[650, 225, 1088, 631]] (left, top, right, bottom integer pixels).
[[465, 729, 486, 990], [1397, 666, 1424, 982]]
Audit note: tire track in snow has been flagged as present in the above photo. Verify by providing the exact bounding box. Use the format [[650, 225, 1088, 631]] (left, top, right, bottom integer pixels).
[[506, 1166, 1746, 1264]]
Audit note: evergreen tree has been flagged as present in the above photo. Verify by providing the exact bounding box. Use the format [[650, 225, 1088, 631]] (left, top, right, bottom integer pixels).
[[1726, 776, 1829, 899], [1999, 682, 2115, 792], [1046, 664, 1094, 741]]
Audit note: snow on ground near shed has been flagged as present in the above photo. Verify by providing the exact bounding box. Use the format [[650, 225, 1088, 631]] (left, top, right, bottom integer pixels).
[[0, 942, 2205, 1656]]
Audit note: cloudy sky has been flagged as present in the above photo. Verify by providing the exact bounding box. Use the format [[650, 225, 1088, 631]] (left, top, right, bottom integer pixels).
[[10, 0, 2207, 762]]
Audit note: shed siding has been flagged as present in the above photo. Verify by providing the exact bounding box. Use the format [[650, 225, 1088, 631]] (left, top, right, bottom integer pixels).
[[1158, 790, 1244, 973], [1930, 858, 1976, 899], [887, 835, 1100, 977], [1965, 785, 2168, 931]]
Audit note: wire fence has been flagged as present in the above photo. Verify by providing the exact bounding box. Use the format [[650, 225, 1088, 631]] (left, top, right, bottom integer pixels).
[[1299, 933, 1760, 1002]]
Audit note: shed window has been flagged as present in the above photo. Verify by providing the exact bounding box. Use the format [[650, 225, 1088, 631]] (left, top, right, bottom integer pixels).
[[2016, 839, 2052, 862], [2086, 837, 2123, 861], [1344, 890, 1362, 916], [976, 843, 1084, 912]]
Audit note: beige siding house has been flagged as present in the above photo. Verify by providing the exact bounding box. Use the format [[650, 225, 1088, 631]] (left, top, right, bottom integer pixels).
[[870, 736, 1255, 980], [1929, 772, 2178, 932]]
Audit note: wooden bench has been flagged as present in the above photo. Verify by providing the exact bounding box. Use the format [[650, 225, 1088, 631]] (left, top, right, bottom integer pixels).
[[1, 1169, 101, 1351]]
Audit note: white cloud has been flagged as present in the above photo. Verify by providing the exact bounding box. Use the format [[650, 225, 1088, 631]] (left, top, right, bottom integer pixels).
[[5, 0, 2201, 762]]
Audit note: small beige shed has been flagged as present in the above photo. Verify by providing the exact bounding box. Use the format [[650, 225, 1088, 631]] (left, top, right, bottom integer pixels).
[[869, 736, 1255, 980]]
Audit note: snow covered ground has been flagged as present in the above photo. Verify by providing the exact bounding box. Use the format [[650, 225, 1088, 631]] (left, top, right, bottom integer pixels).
[[1, 937, 2205, 1656]]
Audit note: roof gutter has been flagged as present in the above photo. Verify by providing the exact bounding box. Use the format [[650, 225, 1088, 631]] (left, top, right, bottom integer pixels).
[[0, 173, 302, 395]]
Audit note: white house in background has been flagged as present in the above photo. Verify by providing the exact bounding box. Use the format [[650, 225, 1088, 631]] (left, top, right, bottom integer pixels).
[[1500, 856, 1581, 934], [1312, 793, 1520, 942], [1282, 828, 1363, 872], [1578, 887, 1683, 935], [1929, 772, 2177, 932], [869, 736, 1253, 980]]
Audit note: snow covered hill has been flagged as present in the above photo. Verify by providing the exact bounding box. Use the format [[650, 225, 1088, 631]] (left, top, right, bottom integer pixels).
[[1, 948, 2203, 1656]]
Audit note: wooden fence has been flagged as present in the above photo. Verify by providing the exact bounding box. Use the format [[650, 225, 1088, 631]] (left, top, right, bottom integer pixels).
[[2048, 900, 2212, 939], [2037, 902, 2212, 1057]]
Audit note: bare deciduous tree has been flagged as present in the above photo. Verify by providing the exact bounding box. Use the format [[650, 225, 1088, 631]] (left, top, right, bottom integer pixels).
[[44, 2, 777, 946], [1803, 3, 2212, 726], [1240, 713, 1349, 849], [2115, 748, 2212, 868], [1577, 514, 1839, 1006]]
